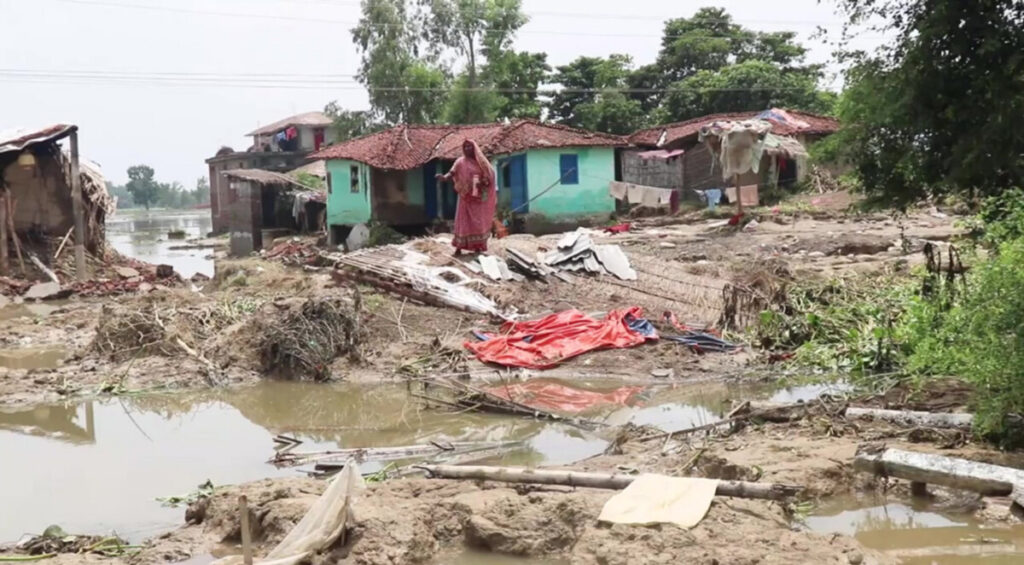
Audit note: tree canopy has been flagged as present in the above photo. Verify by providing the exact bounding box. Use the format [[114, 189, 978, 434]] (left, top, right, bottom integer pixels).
[[829, 0, 1024, 205]]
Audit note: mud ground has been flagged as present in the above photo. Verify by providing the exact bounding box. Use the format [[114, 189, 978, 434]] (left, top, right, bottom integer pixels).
[[2, 203, 993, 565], [0, 208, 959, 408]]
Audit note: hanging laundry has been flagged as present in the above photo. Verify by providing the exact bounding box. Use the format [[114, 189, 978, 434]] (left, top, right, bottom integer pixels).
[[285, 126, 298, 140], [626, 184, 645, 205], [608, 181, 629, 200], [704, 188, 722, 211]]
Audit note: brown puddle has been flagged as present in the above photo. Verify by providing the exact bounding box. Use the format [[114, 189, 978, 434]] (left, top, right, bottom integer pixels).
[[0, 379, 837, 548], [0, 346, 68, 370], [805, 495, 1024, 563]]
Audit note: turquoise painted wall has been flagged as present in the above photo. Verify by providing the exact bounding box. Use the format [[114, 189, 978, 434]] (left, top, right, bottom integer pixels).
[[326, 159, 372, 225], [523, 147, 616, 218], [405, 168, 425, 207]]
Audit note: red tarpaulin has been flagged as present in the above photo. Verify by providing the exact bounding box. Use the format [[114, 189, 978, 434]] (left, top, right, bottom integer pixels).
[[466, 307, 653, 369], [484, 381, 644, 413]]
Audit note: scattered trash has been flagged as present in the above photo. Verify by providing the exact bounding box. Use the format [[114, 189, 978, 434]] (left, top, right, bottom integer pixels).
[[743, 219, 759, 232], [12, 526, 136, 559], [604, 223, 632, 234], [651, 368, 674, 379]]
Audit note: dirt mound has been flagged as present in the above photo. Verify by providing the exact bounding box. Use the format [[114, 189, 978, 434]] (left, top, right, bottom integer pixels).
[[258, 295, 363, 381]]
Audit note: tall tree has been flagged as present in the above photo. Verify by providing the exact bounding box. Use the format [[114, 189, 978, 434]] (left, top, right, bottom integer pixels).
[[193, 176, 210, 205], [646, 8, 822, 120], [830, 0, 1024, 205], [546, 55, 646, 134], [324, 102, 383, 140], [352, 0, 448, 124], [421, 0, 530, 123], [125, 165, 159, 210], [482, 50, 549, 120], [659, 60, 835, 121]]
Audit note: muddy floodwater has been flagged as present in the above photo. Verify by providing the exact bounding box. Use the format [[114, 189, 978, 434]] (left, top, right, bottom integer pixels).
[[106, 210, 215, 279], [807, 495, 1024, 563], [0, 379, 745, 544]]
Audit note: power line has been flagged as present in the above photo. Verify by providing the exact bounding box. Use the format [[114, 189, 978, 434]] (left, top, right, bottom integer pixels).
[[0, 72, 829, 92], [49, 0, 865, 40]]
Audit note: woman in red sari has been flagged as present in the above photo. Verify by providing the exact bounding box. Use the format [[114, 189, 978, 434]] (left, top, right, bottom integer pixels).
[[436, 139, 497, 254]]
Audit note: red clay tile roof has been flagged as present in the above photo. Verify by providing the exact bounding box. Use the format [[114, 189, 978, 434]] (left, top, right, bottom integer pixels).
[[629, 109, 839, 148], [312, 120, 626, 170]]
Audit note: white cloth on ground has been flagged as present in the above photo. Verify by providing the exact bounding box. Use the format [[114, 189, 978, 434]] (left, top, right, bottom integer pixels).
[[598, 474, 719, 529]]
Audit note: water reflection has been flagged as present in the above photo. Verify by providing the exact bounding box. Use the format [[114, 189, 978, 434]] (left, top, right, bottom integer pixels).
[[106, 211, 214, 278], [806, 495, 1024, 564]]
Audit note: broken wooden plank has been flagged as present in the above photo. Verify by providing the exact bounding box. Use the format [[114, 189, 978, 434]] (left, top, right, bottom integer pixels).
[[853, 447, 1024, 513], [845, 407, 974, 430], [416, 464, 802, 500]]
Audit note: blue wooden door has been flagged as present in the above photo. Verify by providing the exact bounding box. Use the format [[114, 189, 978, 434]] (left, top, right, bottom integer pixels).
[[506, 154, 528, 213]]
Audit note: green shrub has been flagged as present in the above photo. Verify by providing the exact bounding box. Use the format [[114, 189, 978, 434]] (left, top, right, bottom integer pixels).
[[975, 187, 1024, 246], [905, 238, 1024, 441]]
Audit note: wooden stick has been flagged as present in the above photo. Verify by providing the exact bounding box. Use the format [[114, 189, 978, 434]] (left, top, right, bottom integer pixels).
[[6, 196, 25, 276], [28, 252, 59, 285], [416, 464, 803, 501], [54, 226, 74, 260], [0, 193, 8, 275], [638, 402, 803, 443], [69, 130, 88, 280], [845, 407, 973, 430], [238, 495, 254, 565]]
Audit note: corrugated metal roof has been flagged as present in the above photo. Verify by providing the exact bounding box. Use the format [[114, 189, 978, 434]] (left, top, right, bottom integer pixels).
[[0, 124, 76, 155], [629, 109, 838, 148], [247, 112, 333, 136], [312, 120, 626, 170]]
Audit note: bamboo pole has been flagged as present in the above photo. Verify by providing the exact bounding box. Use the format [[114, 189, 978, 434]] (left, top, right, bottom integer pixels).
[[416, 464, 803, 501], [69, 129, 88, 281], [53, 226, 73, 260], [5, 196, 25, 276], [0, 193, 7, 275], [239, 495, 254, 565]]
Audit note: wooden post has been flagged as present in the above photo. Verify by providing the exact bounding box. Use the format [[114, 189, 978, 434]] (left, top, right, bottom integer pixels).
[[734, 174, 743, 216], [239, 495, 254, 565], [69, 129, 88, 281], [0, 192, 8, 275]]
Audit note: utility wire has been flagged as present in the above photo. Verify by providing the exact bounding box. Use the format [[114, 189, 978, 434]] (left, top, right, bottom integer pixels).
[[0, 73, 829, 93], [49, 0, 867, 40]]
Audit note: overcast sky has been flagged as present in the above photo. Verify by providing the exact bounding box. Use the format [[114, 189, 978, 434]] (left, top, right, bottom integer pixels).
[[0, 0, 886, 186]]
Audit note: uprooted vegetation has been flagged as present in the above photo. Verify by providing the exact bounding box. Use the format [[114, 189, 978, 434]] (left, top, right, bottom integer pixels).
[[259, 295, 364, 381]]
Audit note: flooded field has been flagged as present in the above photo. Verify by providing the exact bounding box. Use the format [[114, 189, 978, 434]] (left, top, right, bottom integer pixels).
[[106, 210, 215, 279], [0, 379, 742, 544]]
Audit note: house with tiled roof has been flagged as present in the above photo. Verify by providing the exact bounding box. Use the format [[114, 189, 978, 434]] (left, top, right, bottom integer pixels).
[[311, 120, 626, 240], [206, 111, 336, 234], [623, 109, 839, 195]]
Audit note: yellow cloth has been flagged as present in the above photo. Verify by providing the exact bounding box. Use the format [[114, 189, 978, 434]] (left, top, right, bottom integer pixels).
[[598, 474, 719, 529]]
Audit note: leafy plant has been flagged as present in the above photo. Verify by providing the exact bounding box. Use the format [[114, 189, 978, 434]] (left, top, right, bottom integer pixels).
[[157, 479, 215, 507]]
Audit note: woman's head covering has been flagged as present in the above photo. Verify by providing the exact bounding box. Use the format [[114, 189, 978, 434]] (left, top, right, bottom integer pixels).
[[464, 138, 496, 189]]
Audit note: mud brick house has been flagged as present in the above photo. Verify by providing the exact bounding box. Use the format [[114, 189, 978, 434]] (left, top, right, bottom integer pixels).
[[0, 125, 113, 276], [206, 112, 335, 234], [624, 109, 839, 196], [219, 169, 326, 256], [312, 120, 625, 242]]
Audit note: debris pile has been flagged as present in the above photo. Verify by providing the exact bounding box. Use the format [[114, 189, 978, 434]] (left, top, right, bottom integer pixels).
[[10, 526, 134, 559], [259, 296, 363, 381], [474, 229, 637, 282], [330, 244, 513, 319], [264, 238, 321, 266]]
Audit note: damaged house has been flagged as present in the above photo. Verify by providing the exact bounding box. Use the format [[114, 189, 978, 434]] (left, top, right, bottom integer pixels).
[[312, 120, 625, 243], [220, 168, 326, 256], [206, 111, 335, 234], [620, 109, 839, 207], [0, 125, 113, 278]]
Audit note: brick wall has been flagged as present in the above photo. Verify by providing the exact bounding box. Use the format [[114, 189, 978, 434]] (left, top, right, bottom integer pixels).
[[620, 149, 684, 189]]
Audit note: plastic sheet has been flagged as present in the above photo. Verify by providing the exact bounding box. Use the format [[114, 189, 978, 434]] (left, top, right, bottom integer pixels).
[[212, 461, 364, 565], [484, 380, 644, 413], [466, 308, 655, 369]]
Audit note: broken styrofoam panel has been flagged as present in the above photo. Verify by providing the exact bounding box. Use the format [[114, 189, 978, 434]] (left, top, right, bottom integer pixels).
[[478, 255, 503, 280], [594, 245, 638, 281]]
